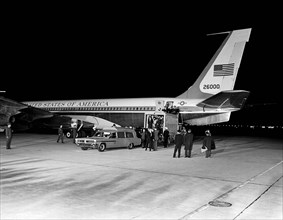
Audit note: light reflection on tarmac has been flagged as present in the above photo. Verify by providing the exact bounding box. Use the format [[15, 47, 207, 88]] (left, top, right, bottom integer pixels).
[[0, 134, 282, 219]]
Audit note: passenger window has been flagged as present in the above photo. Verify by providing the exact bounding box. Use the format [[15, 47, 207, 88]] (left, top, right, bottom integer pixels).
[[104, 132, 111, 138], [126, 132, 134, 138], [117, 132, 125, 138], [109, 132, 117, 138], [95, 132, 103, 137]]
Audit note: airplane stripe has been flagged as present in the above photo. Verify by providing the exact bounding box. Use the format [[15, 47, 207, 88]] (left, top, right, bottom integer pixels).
[[43, 106, 156, 112]]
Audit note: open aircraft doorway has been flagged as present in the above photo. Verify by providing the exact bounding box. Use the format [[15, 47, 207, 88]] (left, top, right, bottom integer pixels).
[[145, 114, 164, 131]]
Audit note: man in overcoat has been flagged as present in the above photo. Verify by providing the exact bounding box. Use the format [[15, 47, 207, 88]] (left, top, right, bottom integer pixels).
[[5, 123, 12, 149], [184, 129, 194, 158], [57, 125, 64, 143], [141, 128, 146, 148], [144, 128, 152, 151], [202, 130, 215, 158], [153, 128, 159, 151], [173, 130, 183, 158], [163, 127, 169, 148]]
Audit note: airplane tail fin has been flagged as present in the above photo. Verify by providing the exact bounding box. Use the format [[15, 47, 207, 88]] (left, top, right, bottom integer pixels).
[[177, 28, 251, 100]]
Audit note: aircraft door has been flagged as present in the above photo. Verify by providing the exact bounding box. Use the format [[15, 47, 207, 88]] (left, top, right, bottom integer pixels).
[[145, 114, 164, 131]]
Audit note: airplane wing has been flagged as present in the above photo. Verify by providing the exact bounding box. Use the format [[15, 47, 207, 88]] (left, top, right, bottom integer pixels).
[[0, 96, 83, 132], [0, 96, 99, 133], [0, 96, 56, 128], [0, 96, 27, 116]]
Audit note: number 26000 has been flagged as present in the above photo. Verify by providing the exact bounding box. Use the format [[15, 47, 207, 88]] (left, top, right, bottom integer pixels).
[[203, 84, 220, 89]]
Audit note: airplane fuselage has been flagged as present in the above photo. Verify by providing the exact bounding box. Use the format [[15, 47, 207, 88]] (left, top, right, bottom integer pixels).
[[23, 96, 236, 129]]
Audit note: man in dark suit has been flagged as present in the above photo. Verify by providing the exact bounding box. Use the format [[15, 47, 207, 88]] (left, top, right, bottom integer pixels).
[[163, 127, 169, 148], [184, 129, 194, 158], [202, 130, 215, 158], [5, 123, 12, 149], [153, 128, 159, 151], [72, 122, 78, 144], [173, 130, 183, 158], [57, 125, 64, 143], [144, 128, 151, 151]]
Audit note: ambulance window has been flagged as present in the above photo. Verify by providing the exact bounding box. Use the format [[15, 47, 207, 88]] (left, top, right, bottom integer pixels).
[[126, 132, 134, 138], [103, 132, 111, 138], [117, 132, 125, 138], [109, 132, 117, 138], [95, 132, 103, 137]]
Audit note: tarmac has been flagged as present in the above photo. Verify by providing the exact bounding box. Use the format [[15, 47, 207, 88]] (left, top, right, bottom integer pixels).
[[0, 133, 282, 220]]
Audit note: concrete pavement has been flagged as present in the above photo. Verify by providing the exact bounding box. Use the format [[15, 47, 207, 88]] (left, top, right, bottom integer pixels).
[[0, 134, 282, 219]]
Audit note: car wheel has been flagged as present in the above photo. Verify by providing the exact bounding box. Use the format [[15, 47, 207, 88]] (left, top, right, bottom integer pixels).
[[81, 146, 88, 150], [128, 143, 134, 149], [98, 143, 106, 152], [66, 131, 71, 138]]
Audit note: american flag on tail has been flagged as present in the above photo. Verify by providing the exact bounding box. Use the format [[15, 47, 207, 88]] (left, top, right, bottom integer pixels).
[[213, 63, 235, 76]]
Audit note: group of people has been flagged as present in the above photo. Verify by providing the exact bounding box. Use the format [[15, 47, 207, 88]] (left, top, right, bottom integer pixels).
[[4, 123, 215, 158], [139, 127, 170, 151], [140, 126, 215, 158], [140, 127, 159, 151], [173, 128, 215, 158], [57, 124, 79, 144]]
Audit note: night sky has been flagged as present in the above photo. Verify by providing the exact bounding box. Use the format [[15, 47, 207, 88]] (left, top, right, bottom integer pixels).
[[2, 7, 282, 126]]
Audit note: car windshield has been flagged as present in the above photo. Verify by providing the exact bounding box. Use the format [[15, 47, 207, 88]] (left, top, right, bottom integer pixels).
[[94, 131, 111, 138]]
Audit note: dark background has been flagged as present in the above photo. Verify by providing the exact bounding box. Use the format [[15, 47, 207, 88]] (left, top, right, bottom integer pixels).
[[2, 5, 282, 128]]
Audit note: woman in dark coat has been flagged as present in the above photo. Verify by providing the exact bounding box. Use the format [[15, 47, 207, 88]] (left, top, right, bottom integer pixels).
[[184, 129, 194, 158], [202, 130, 215, 158]]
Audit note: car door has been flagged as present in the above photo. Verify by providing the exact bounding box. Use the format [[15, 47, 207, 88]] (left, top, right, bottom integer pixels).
[[125, 131, 134, 146], [106, 131, 117, 149], [117, 131, 127, 147]]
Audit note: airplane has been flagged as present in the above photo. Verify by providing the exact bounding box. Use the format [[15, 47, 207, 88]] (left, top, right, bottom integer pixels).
[[0, 28, 251, 137]]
